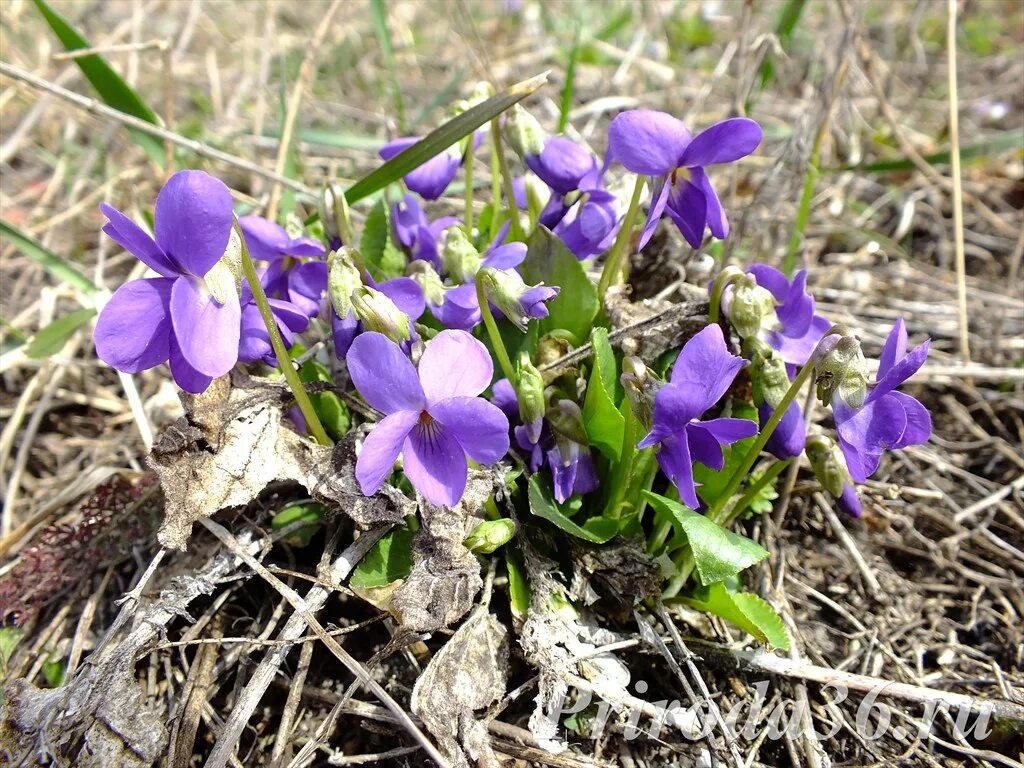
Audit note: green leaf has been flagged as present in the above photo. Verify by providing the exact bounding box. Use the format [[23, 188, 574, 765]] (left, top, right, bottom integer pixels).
[[350, 526, 415, 589], [43, 651, 66, 688], [528, 475, 617, 543], [683, 582, 790, 650], [25, 308, 96, 359], [271, 502, 324, 547], [0, 626, 24, 673], [583, 328, 624, 460], [360, 199, 390, 267], [1, 220, 97, 297], [519, 226, 598, 341], [505, 547, 531, 621], [32, 0, 164, 165], [643, 492, 768, 585], [558, 29, 582, 133], [296, 356, 350, 441], [345, 72, 548, 205]]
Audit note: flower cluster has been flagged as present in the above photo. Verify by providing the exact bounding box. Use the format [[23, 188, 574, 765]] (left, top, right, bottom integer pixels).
[[92, 96, 931, 548]]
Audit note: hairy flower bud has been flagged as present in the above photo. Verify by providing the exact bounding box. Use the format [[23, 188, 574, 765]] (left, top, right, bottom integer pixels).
[[725, 274, 778, 339], [407, 260, 447, 307], [806, 436, 847, 498], [327, 247, 364, 319], [547, 398, 589, 447], [479, 266, 559, 332], [503, 104, 546, 159], [516, 352, 546, 442], [749, 342, 791, 408], [351, 286, 410, 343], [814, 329, 869, 408], [319, 181, 349, 248], [463, 518, 516, 554], [620, 356, 659, 433], [440, 226, 482, 283]]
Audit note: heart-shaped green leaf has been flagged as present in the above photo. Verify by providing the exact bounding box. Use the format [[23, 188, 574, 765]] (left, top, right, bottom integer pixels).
[[683, 581, 790, 650]]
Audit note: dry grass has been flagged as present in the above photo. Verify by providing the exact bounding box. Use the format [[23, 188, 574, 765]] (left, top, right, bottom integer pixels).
[[1, 1, 1022, 766]]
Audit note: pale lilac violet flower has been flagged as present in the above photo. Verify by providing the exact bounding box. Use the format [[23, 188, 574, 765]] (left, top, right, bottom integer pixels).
[[637, 325, 758, 508], [380, 137, 463, 200], [349, 330, 510, 507], [607, 109, 762, 249], [833, 319, 931, 483], [94, 170, 240, 394]]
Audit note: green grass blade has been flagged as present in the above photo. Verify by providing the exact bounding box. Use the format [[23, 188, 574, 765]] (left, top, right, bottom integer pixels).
[[558, 28, 582, 134], [839, 128, 1024, 173], [26, 308, 97, 359], [32, 0, 164, 165], [345, 72, 548, 205], [0, 220, 98, 296], [752, 0, 807, 108], [370, 0, 407, 132]]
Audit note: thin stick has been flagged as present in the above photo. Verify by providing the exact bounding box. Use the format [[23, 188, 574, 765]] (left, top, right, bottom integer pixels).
[[0, 61, 315, 196], [266, 0, 342, 219], [946, 0, 971, 372], [199, 519, 449, 768]]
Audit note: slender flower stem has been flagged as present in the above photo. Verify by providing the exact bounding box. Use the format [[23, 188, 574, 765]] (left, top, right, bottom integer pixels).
[[708, 266, 745, 324], [489, 131, 502, 241], [603, 404, 637, 519], [235, 220, 331, 446], [463, 139, 474, 235], [597, 175, 645, 297], [490, 118, 522, 241], [706, 360, 815, 523], [475, 275, 517, 385]]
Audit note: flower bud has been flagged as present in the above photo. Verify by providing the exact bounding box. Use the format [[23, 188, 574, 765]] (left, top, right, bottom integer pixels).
[[547, 398, 589, 447], [749, 343, 791, 408], [516, 352, 546, 442], [440, 226, 482, 283], [479, 266, 559, 332], [503, 104, 546, 159], [620, 356, 659, 433], [725, 274, 778, 339], [319, 182, 349, 248], [206, 228, 243, 304], [407, 260, 447, 307], [327, 247, 364, 319], [805, 435, 852, 499], [351, 286, 411, 343], [463, 518, 516, 554], [814, 330, 869, 408]]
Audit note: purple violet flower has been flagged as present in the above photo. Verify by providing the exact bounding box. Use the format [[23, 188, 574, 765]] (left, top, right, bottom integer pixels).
[[380, 137, 463, 200], [637, 325, 758, 508], [525, 136, 598, 196], [514, 423, 598, 504], [331, 275, 426, 359], [758, 400, 805, 460], [833, 319, 931, 483], [745, 264, 831, 366], [392, 194, 459, 269], [607, 109, 762, 249], [349, 330, 510, 507], [238, 270, 309, 366], [93, 170, 240, 393], [239, 215, 327, 318]]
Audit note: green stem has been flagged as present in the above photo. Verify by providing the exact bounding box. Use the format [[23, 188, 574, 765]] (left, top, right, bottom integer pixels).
[[475, 275, 517, 385], [490, 118, 522, 241], [235, 220, 331, 446], [708, 266, 744, 324], [489, 131, 502, 242], [463, 140, 474, 236], [721, 458, 792, 528], [597, 175, 645, 297], [603, 404, 637, 519], [705, 360, 815, 522]]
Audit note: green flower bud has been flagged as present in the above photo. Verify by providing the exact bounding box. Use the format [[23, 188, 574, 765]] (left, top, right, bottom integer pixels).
[[407, 260, 447, 307], [319, 181, 350, 246], [351, 286, 410, 343], [725, 274, 778, 339], [749, 342, 791, 409], [814, 330, 869, 408], [516, 352, 546, 439], [620, 356, 660, 433], [503, 103, 546, 158], [806, 435, 853, 499], [440, 226, 482, 283], [547, 399, 589, 447], [479, 266, 558, 332], [327, 247, 364, 319], [463, 518, 516, 554]]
